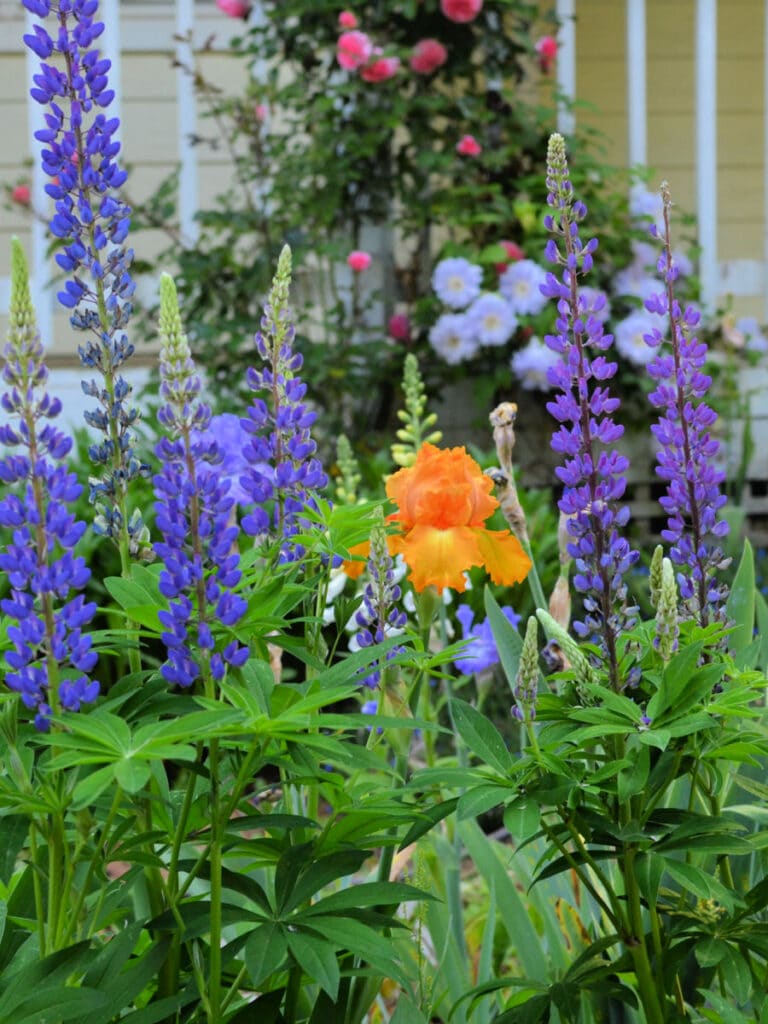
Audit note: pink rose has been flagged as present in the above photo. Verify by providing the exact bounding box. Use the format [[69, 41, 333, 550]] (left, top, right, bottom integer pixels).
[[337, 30, 374, 71], [360, 54, 400, 83], [410, 38, 448, 75], [388, 313, 412, 342], [11, 184, 31, 206], [440, 0, 483, 23], [254, 103, 268, 122], [456, 134, 482, 156], [216, 0, 250, 18], [347, 250, 372, 273], [494, 239, 524, 274], [338, 10, 358, 29], [535, 35, 558, 73]]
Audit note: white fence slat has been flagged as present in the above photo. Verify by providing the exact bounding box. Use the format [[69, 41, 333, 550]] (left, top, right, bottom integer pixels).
[[176, 0, 199, 245], [626, 0, 647, 167], [695, 0, 718, 312], [24, 8, 53, 349]]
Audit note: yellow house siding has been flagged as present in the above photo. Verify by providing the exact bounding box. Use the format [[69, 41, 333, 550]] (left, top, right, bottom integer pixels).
[[574, 0, 764, 316]]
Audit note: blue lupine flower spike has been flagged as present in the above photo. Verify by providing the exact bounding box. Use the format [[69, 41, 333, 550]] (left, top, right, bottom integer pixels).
[[353, 507, 407, 689], [153, 275, 249, 692], [645, 183, 729, 627], [23, 0, 150, 562], [0, 239, 98, 730], [240, 245, 329, 562], [541, 134, 639, 688]]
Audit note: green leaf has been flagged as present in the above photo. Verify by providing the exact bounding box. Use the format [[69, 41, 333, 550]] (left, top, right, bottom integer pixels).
[[503, 800, 540, 844], [0, 818, 27, 884], [286, 929, 340, 999], [244, 922, 287, 987], [484, 588, 522, 694], [305, 881, 428, 916], [617, 743, 649, 803], [754, 590, 768, 672], [113, 758, 152, 793], [726, 538, 755, 654], [303, 916, 411, 988], [450, 699, 513, 774], [398, 798, 460, 849], [72, 765, 116, 809], [390, 996, 430, 1024], [461, 821, 547, 984], [457, 784, 510, 821], [663, 858, 738, 912], [634, 852, 665, 906]]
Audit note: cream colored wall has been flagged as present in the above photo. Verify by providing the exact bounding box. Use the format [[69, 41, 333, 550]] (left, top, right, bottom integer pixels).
[[573, 0, 764, 319]]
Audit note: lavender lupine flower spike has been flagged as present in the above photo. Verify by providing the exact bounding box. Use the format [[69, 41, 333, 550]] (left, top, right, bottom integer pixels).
[[0, 240, 98, 729], [23, 0, 149, 560], [241, 246, 328, 561], [153, 275, 249, 690], [541, 134, 639, 686], [645, 183, 729, 625], [352, 507, 407, 688]]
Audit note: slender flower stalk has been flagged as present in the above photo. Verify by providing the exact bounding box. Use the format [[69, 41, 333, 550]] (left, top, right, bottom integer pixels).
[[645, 183, 729, 626], [23, 0, 149, 566], [541, 133, 639, 687], [352, 507, 407, 688], [0, 239, 98, 730], [240, 245, 328, 561], [153, 274, 249, 691]]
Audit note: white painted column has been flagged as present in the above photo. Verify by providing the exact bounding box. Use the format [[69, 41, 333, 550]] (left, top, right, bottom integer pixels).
[[764, 0, 768, 319], [176, 0, 199, 245], [556, 0, 576, 136], [24, 9, 53, 348], [100, 0, 122, 130], [626, 0, 647, 167], [695, 0, 718, 311]]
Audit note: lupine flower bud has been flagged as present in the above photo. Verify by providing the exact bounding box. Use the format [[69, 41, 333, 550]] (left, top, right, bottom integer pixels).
[[655, 557, 679, 662], [536, 609, 597, 686], [648, 544, 665, 609], [513, 616, 540, 721]]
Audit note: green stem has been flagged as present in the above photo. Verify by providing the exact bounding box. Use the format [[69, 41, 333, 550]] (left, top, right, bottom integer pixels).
[[61, 786, 123, 944], [625, 849, 666, 1024], [207, 738, 223, 1024], [29, 823, 46, 954]]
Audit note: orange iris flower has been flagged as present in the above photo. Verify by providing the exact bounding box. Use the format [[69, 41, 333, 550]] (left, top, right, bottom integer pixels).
[[383, 443, 532, 593]]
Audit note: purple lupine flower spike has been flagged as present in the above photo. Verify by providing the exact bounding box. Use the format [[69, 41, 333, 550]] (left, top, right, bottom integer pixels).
[[241, 246, 328, 561], [0, 239, 98, 729], [23, 0, 149, 558], [645, 183, 729, 626], [351, 509, 407, 689], [152, 274, 249, 690], [541, 134, 639, 687]]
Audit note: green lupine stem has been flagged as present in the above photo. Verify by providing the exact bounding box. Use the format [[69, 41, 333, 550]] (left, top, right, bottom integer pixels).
[[624, 848, 666, 1024], [207, 738, 224, 1024], [60, 785, 123, 944]]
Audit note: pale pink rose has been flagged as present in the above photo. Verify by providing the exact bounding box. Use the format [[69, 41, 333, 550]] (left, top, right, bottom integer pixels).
[[535, 35, 558, 73], [440, 0, 483, 23], [410, 38, 448, 75], [11, 184, 31, 206], [338, 10, 358, 29], [456, 134, 482, 156], [216, 0, 250, 18], [254, 103, 268, 122], [360, 54, 400, 83], [347, 250, 372, 272], [337, 30, 374, 71], [388, 313, 412, 342], [494, 239, 524, 274]]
